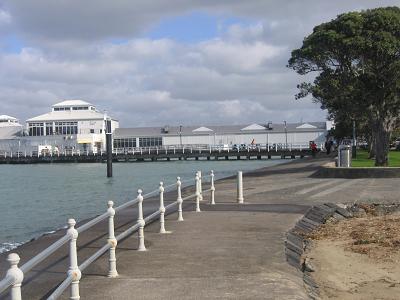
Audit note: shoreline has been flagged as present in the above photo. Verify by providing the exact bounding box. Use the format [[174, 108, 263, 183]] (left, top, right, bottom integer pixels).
[[0, 157, 299, 255]]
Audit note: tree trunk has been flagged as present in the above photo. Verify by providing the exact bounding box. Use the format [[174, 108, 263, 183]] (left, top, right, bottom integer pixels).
[[368, 133, 375, 159], [373, 120, 391, 166]]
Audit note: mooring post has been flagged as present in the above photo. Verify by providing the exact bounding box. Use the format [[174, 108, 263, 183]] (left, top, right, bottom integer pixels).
[[237, 171, 244, 204], [195, 173, 201, 212], [210, 170, 215, 205], [159, 182, 166, 233], [137, 189, 146, 251], [198, 170, 203, 201], [107, 201, 118, 278], [105, 118, 113, 178], [177, 177, 184, 221], [6, 253, 23, 300], [67, 219, 81, 300]]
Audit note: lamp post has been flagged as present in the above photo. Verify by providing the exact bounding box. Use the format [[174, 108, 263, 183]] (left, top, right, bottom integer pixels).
[[352, 120, 357, 158], [284, 121, 288, 149], [179, 125, 182, 147]]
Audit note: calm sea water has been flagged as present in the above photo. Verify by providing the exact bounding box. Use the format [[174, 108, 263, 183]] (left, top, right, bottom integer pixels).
[[0, 159, 284, 252]]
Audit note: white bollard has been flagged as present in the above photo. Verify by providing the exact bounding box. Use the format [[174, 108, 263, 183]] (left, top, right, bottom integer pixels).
[[210, 170, 216, 205], [237, 171, 244, 204], [198, 170, 203, 201], [137, 189, 146, 251], [177, 177, 184, 221], [195, 173, 201, 212], [67, 219, 81, 300], [107, 201, 118, 278], [6, 253, 23, 300], [159, 182, 166, 233]]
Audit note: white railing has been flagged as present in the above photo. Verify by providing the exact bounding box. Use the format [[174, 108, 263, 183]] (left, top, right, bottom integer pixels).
[[0, 143, 316, 159], [0, 169, 220, 300]]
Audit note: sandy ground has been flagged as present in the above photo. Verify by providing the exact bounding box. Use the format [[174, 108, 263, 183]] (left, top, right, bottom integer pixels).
[[307, 212, 400, 300]]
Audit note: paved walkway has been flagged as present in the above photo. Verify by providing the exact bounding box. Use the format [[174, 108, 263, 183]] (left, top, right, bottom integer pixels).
[[3, 156, 400, 299]]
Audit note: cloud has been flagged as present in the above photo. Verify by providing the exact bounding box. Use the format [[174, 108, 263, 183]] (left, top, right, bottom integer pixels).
[[1, 0, 398, 127]]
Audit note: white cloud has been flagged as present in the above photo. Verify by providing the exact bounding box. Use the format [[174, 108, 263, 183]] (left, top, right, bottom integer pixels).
[[0, 9, 11, 25], [1, 0, 397, 126]]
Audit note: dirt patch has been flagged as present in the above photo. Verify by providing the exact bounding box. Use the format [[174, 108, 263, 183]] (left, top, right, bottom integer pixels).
[[305, 211, 400, 299]]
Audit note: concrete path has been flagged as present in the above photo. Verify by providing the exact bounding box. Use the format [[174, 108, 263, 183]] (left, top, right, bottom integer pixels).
[[73, 211, 308, 300], [2, 156, 400, 299]]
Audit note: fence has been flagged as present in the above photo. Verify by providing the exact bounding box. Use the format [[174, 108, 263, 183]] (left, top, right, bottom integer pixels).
[[0, 143, 317, 158], [0, 169, 225, 300]]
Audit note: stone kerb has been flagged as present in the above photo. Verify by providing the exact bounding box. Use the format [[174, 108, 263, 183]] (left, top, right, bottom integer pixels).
[[311, 163, 400, 178]]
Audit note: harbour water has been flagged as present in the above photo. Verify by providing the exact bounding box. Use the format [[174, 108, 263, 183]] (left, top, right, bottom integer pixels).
[[1, 159, 285, 252]]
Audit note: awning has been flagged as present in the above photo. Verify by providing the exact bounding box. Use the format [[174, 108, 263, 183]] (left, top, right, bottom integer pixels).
[[77, 139, 93, 144]]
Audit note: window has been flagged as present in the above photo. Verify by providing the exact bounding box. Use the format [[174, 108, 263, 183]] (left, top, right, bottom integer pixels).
[[90, 129, 95, 133], [28, 122, 44, 136], [72, 106, 89, 110], [139, 137, 162, 147], [54, 121, 78, 135], [113, 138, 137, 149], [54, 107, 70, 111], [45, 123, 53, 135]]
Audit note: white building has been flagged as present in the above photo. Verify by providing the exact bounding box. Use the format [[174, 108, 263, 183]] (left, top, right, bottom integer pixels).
[[113, 122, 329, 151], [0, 115, 24, 139], [25, 100, 119, 153]]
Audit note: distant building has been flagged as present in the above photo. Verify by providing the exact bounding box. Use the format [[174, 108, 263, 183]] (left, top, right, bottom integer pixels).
[[113, 122, 329, 151], [0, 115, 24, 139], [23, 100, 119, 153]]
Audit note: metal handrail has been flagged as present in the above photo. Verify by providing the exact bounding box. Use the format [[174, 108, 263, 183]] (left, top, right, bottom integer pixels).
[[0, 170, 214, 300]]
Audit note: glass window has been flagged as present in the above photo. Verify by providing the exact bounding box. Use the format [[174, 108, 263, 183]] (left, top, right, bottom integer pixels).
[[28, 122, 44, 136], [138, 137, 162, 147], [113, 138, 137, 150]]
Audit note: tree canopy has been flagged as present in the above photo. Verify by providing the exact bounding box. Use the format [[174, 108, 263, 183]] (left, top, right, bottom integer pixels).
[[288, 6, 400, 166]]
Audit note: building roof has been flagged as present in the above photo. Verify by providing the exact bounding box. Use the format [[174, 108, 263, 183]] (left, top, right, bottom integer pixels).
[[0, 115, 18, 121], [114, 122, 327, 138], [52, 100, 93, 107], [26, 110, 109, 122]]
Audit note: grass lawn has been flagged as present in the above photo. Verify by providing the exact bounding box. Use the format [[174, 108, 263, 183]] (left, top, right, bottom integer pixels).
[[351, 150, 400, 167]]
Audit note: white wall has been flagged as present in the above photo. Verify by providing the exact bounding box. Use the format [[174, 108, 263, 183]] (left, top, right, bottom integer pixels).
[[162, 131, 326, 147]]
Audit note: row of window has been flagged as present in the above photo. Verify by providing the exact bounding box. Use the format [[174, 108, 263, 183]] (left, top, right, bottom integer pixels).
[[139, 137, 162, 147], [54, 106, 95, 111], [28, 122, 78, 136], [113, 138, 136, 149], [113, 137, 163, 149]]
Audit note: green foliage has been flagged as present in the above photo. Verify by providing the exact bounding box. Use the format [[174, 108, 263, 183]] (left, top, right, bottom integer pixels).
[[288, 7, 400, 166]]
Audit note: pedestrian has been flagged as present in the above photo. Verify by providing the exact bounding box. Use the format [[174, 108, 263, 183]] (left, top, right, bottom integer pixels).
[[325, 139, 332, 155], [310, 141, 317, 157]]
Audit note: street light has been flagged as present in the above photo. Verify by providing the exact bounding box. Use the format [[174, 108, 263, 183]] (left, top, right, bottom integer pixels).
[[179, 125, 182, 147], [284, 121, 288, 149]]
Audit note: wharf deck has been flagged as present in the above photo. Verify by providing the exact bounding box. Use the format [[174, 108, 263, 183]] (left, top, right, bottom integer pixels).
[[0, 148, 311, 164]]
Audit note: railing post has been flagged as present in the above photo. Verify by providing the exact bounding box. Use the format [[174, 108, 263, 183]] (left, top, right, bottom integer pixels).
[[210, 170, 215, 205], [159, 182, 167, 233], [137, 189, 146, 251], [6, 253, 23, 300], [137, 189, 147, 251], [237, 171, 244, 204], [67, 219, 81, 300], [198, 170, 203, 201], [177, 177, 184, 221], [107, 201, 118, 278], [195, 173, 201, 212]]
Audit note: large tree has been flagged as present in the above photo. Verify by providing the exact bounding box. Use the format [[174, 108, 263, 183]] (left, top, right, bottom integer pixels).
[[288, 7, 400, 166]]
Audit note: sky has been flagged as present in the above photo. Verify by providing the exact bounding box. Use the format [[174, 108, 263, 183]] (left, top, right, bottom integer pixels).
[[0, 0, 398, 127]]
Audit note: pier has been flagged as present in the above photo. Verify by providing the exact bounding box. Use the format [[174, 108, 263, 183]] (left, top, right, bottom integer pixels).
[[0, 145, 312, 164]]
